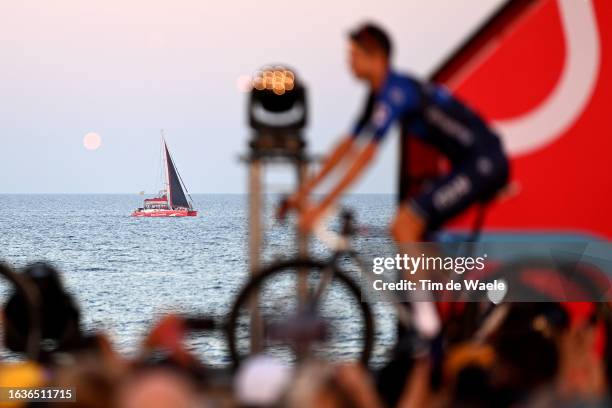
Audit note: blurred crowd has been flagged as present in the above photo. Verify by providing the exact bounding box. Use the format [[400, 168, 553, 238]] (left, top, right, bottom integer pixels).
[[0, 262, 610, 407]]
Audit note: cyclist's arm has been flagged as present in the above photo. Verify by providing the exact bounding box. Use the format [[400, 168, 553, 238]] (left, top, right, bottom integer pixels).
[[315, 98, 402, 212], [299, 90, 411, 231], [299, 141, 377, 231], [319, 141, 377, 210], [289, 93, 377, 210], [290, 135, 356, 208]]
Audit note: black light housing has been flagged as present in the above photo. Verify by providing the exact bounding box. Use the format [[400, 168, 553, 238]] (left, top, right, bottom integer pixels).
[[247, 65, 308, 155]]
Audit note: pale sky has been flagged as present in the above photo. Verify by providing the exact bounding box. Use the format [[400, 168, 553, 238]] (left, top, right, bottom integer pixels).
[[0, 0, 503, 193]]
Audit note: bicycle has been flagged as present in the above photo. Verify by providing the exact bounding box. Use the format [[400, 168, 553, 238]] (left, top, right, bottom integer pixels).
[[226, 206, 422, 368]]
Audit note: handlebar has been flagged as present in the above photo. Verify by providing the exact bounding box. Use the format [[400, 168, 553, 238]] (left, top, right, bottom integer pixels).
[[275, 197, 389, 250], [276, 195, 292, 221], [312, 206, 352, 251]]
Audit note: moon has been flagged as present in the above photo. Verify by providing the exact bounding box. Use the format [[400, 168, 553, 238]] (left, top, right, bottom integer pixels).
[[83, 132, 102, 150]]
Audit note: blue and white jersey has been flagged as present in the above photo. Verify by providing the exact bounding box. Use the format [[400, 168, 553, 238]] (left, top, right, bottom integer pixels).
[[352, 70, 502, 162]]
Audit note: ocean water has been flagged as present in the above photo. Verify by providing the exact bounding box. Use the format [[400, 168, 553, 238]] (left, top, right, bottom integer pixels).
[[0, 194, 398, 366]]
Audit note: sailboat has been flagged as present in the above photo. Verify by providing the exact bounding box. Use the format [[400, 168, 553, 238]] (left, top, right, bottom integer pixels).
[[132, 135, 197, 217]]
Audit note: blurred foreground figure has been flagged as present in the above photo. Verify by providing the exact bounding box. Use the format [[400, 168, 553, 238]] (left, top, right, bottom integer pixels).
[[285, 361, 383, 408], [389, 303, 610, 408], [0, 361, 45, 408], [234, 354, 292, 407], [3, 263, 82, 360], [117, 369, 201, 408], [139, 314, 209, 382]]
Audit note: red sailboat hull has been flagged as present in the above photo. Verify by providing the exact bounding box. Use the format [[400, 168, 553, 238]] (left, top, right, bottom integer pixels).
[[131, 209, 198, 217]]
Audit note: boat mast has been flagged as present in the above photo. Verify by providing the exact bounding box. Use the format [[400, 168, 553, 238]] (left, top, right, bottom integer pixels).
[[161, 130, 172, 209]]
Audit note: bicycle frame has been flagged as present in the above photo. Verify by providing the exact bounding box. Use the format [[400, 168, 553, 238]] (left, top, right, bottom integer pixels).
[[310, 208, 415, 329]]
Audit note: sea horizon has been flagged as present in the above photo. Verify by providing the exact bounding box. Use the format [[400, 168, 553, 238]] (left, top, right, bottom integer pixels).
[[0, 192, 395, 195], [0, 193, 398, 365]]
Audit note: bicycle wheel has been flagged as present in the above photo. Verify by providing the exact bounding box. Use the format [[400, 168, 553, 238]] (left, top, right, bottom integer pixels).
[[227, 259, 374, 368]]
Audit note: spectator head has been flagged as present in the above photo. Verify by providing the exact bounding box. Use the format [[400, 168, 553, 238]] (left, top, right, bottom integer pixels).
[[235, 354, 292, 407]]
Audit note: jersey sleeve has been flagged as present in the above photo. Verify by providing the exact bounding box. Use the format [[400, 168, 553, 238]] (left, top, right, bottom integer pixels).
[[350, 92, 375, 137], [363, 79, 422, 142], [368, 99, 399, 141], [350, 93, 399, 141]]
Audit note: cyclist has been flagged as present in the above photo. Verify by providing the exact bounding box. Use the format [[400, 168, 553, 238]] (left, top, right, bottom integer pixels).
[[282, 23, 509, 243]]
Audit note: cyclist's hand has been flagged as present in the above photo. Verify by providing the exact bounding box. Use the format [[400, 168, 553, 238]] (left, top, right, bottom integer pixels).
[[276, 195, 295, 221], [277, 193, 310, 220]]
